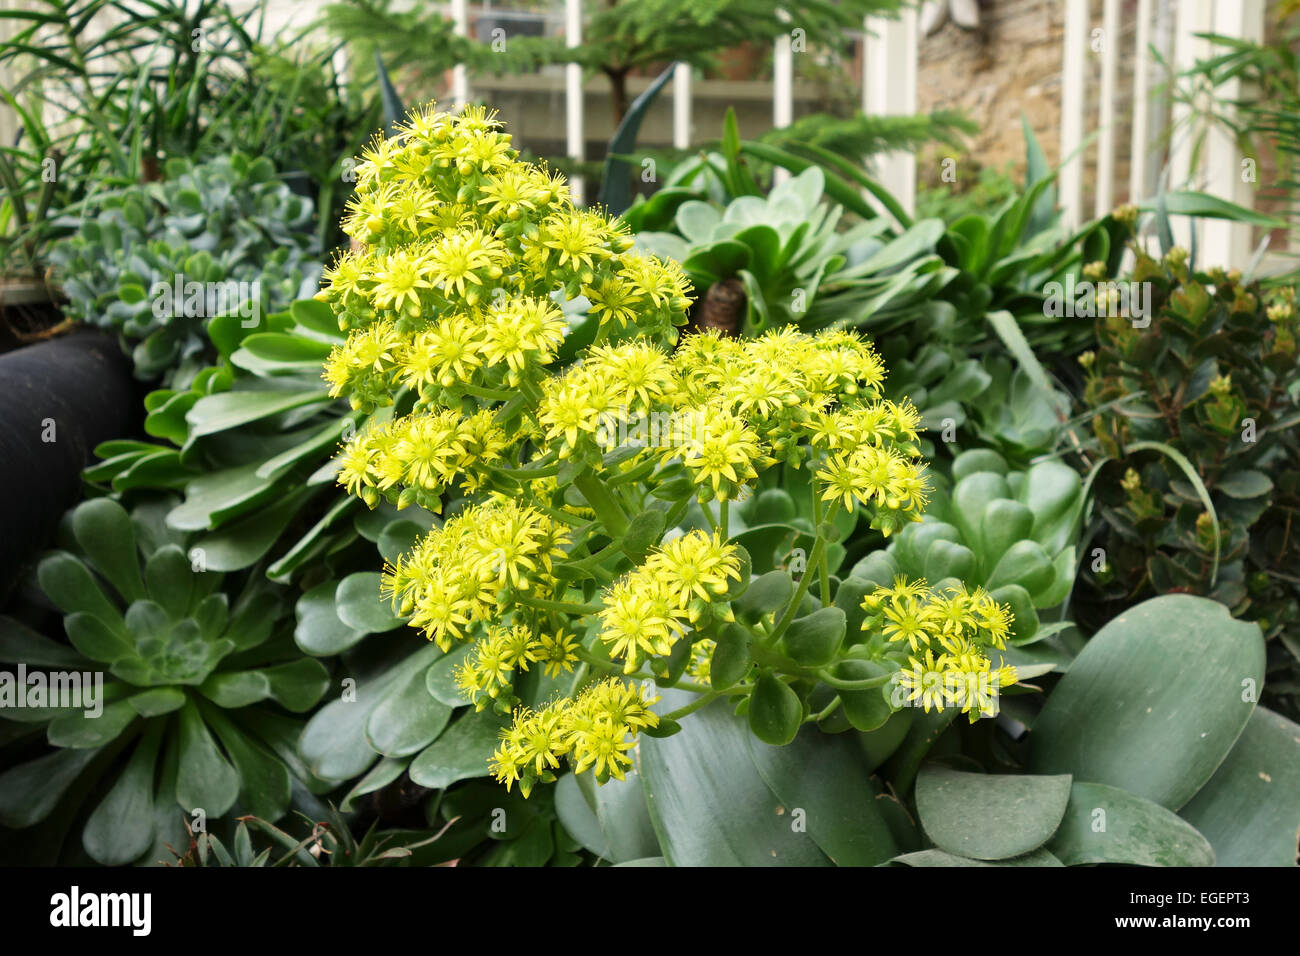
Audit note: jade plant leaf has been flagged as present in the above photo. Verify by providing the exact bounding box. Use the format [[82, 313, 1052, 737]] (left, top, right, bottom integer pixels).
[[71, 497, 147, 603], [364, 643, 452, 757], [574, 768, 660, 864], [747, 725, 898, 865], [553, 773, 614, 860], [15, 497, 329, 861], [0, 746, 103, 828], [82, 723, 163, 865], [888, 847, 1063, 867], [294, 580, 367, 656], [407, 707, 510, 789], [175, 699, 239, 817], [335, 572, 404, 634], [0, 616, 89, 669]]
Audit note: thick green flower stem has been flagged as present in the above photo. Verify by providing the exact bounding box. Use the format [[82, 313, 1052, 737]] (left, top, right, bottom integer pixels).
[[525, 500, 587, 528], [564, 539, 623, 572], [574, 470, 630, 537], [660, 690, 721, 722], [817, 670, 892, 691], [890, 709, 958, 795], [573, 647, 713, 696], [768, 500, 842, 643], [747, 634, 810, 677], [464, 383, 519, 403], [493, 451, 560, 480], [492, 393, 528, 426], [662, 496, 692, 531], [808, 695, 842, 724], [605, 457, 657, 486], [810, 492, 831, 605], [699, 503, 719, 533]]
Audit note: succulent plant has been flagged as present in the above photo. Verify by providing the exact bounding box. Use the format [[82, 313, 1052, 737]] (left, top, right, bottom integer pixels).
[[848, 448, 1085, 649], [83, 297, 363, 581], [1076, 244, 1300, 718], [49, 153, 321, 385], [164, 805, 457, 867], [631, 166, 956, 336], [0, 498, 330, 865]]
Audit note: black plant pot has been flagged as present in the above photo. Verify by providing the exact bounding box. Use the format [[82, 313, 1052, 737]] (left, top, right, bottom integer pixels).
[[0, 329, 137, 593]]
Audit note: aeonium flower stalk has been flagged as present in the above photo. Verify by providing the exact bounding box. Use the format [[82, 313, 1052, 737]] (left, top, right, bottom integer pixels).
[[321, 102, 1017, 798]]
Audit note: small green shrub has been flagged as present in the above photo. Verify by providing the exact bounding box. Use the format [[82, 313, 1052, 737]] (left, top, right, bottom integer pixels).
[[1077, 244, 1300, 717]]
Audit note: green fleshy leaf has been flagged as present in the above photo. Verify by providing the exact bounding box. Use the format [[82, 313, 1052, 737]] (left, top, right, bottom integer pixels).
[[1046, 781, 1215, 867], [175, 699, 239, 817], [407, 708, 509, 789], [915, 765, 1072, 861], [1030, 595, 1263, 810], [83, 723, 163, 865], [1178, 706, 1300, 866]]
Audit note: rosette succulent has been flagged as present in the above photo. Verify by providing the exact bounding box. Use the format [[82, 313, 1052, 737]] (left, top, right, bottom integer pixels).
[[0, 499, 330, 865], [849, 448, 1085, 647], [49, 152, 321, 385]]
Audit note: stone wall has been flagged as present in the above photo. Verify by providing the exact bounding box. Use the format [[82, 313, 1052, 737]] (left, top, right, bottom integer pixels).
[[916, 0, 1135, 209]]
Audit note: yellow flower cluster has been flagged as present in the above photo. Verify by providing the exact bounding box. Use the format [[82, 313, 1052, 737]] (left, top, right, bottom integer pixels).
[[320, 103, 957, 794], [323, 297, 569, 409], [380, 498, 569, 650], [330, 323, 930, 536], [598, 531, 742, 673], [490, 678, 660, 796], [528, 328, 928, 522], [337, 408, 507, 510], [862, 577, 1019, 721], [454, 625, 580, 709], [538, 339, 675, 452], [317, 103, 692, 413], [671, 328, 889, 468]]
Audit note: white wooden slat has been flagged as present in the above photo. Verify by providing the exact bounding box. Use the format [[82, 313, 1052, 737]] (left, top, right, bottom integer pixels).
[[673, 62, 691, 150], [862, 9, 918, 218], [1095, 0, 1120, 216], [450, 0, 469, 109], [1200, 0, 1265, 268], [0, 0, 19, 150], [1058, 0, 1089, 231], [564, 0, 584, 204], [773, 35, 794, 129], [1168, 0, 1212, 249], [1129, 0, 1152, 205], [772, 14, 794, 186]]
